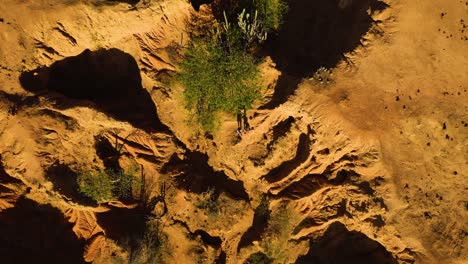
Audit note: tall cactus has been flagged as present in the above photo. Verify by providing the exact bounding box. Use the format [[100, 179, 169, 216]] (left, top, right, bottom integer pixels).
[[238, 9, 268, 45]]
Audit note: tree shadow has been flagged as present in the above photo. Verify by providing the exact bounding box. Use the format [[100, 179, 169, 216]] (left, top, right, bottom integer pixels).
[[161, 151, 250, 201], [19, 48, 168, 132]]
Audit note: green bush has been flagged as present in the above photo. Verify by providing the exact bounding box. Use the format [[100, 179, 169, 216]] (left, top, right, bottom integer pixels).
[[245, 251, 273, 264], [77, 166, 141, 203], [77, 171, 114, 203], [253, 0, 288, 32], [178, 40, 261, 131], [113, 164, 141, 199]]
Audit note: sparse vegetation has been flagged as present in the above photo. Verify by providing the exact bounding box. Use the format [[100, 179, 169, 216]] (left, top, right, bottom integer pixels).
[[261, 204, 296, 263], [309, 66, 334, 85], [245, 251, 273, 264], [128, 220, 166, 264], [196, 187, 219, 216], [113, 164, 141, 199], [236, 9, 268, 46]]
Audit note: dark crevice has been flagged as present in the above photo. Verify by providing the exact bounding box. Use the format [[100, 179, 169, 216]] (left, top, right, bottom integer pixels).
[[172, 219, 225, 261], [278, 173, 328, 199], [357, 181, 375, 195], [264, 0, 387, 109], [277, 170, 364, 199], [0, 197, 85, 264], [260, 74, 302, 109], [161, 151, 249, 201], [193, 229, 222, 248], [268, 0, 378, 76], [45, 163, 95, 206], [215, 251, 227, 264], [364, 215, 385, 228], [19, 48, 168, 132], [0, 91, 40, 115], [94, 135, 122, 172], [96, 207, 147, 247], [190, 0, 214, 11], [370, 0, 390, 12], [296, 222, 397, 264], [330, 169, 359, 184], [237, 196, 270, 252], [267, 116, 295, 151], [262, 132, 312, 183]]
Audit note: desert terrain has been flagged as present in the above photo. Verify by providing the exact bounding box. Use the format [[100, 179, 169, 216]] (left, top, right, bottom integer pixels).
[[0, 0, 466, 263]]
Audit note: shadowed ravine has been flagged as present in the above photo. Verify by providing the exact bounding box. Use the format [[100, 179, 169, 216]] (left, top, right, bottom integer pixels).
[[262, 0, 388, 109], [19, 48, 167, 132]]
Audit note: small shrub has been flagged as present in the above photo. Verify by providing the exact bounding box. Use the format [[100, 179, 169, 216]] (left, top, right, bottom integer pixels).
[[128, 220, 165, 264], [77, 171, 114, 203], [113, 164, 141, 199], [196, 187, 219, 217], [261, 205, 295, 263], [77, 165, 141, 203], [244, 251, 273, 264], [309, 67, 334, 85], [179, 1, 288, 131]]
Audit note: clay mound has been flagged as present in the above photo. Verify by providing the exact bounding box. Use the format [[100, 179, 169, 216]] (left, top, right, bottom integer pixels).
[[84, 235, 108, 263], [0, 156, 24, 211], [134, 0, 190, 77], [66, 208, 105, 241], [65, 208, 108, 262]]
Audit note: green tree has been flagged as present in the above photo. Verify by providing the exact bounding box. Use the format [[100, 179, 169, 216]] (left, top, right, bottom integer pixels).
[[253, 0, 288, 32], [178, 40, 261, 131]]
